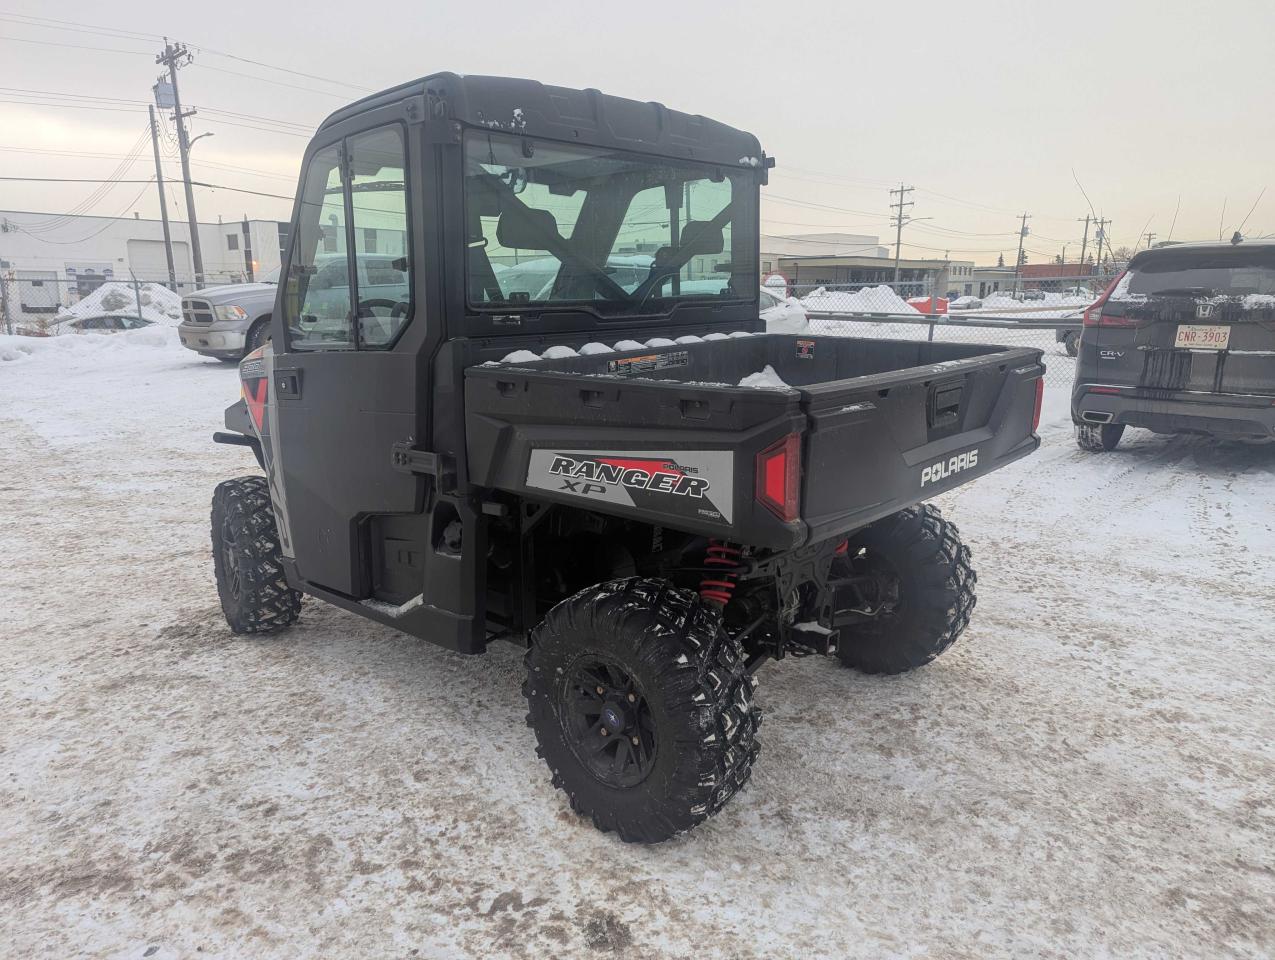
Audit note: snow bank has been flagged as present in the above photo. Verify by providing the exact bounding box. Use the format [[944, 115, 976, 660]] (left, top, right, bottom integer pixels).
[[800, 285, 922, 316], [54, 281, 183, 328], [0, 325, 179, 363]]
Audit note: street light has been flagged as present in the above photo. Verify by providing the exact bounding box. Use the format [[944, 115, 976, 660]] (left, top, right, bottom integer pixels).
[[189, 132, 215, 150]]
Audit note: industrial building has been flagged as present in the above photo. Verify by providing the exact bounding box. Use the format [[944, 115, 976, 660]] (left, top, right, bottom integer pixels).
[[0, 209, 287, 321]]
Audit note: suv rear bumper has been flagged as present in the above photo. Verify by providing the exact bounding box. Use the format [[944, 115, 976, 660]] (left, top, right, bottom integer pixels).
[[179, 320, 248, 358], [1072, 384, 1275, 438]]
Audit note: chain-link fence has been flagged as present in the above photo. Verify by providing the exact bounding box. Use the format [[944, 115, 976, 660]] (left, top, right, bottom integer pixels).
[[0, 272, 184, 337], [779, 280, 1087, 388]]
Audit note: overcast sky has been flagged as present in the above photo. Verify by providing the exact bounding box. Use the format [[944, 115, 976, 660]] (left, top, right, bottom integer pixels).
[[2, 0, 1272, 264]]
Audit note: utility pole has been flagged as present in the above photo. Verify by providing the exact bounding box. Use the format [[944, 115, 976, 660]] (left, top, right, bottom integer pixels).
[[1077, 214, 1091, 276], [156, 38, 204, 287], [1011, 212, 1030, 296], [1093, 217, 1111, 277], [889, 183, 915, 287], [147, 104, 178, 291], [1143, 231, 1156, 250]]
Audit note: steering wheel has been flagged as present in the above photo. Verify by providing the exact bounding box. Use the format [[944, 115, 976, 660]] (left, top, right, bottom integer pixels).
[[357, 298, 399, 315]]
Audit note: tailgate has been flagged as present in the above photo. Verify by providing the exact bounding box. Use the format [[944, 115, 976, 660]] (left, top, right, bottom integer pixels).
[[798, 348, 1044, 543]]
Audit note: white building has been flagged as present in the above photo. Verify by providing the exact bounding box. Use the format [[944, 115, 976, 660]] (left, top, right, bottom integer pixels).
[[760, 233, 888, 277], [0, 209, 288, 320]]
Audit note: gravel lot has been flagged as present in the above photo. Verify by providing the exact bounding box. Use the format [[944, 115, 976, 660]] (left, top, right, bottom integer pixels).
[[2, 331, 1273, 959]]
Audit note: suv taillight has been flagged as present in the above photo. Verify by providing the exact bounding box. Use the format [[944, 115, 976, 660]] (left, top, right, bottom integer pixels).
[[755, 433, 800, 523], [1083, 271, 1132, 327]]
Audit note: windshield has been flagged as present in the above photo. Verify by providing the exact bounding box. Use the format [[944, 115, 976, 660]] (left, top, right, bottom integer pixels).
[[464, 131, 757, 315], [1119, 249, 1275, 299]]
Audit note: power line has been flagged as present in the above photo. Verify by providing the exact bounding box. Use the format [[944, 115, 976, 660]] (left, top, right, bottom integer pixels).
[[0, 175, 294, 202], [6, 180, 157, 244], [0, 12, 371, 93], [0, 34, 150, 55], [189, 62, 354, 101]]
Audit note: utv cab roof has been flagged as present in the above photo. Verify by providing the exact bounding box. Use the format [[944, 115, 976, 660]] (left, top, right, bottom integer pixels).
[[317, 72, 766, 169]]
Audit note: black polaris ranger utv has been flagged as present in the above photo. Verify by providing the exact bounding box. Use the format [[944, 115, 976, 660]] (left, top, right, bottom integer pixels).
[[1073, 240, 1275, 451], [211, 73, 1045, 842]]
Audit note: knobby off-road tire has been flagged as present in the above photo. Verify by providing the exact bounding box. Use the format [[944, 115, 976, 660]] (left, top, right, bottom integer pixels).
[[1076, 422, 1125, 452], [211, 476, 301, 634], [524, 578, 760, 843], [836, 504, 976, 676]]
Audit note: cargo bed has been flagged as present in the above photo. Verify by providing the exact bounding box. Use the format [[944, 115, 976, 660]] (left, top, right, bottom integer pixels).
[[465, 334, 1044, 549]]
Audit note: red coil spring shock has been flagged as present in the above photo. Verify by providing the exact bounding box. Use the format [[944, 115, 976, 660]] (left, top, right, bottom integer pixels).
[[701, 540, 742, 606]]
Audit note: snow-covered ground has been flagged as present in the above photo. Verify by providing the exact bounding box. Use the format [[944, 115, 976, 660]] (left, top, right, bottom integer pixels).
[[2, 331, 1273, 959]]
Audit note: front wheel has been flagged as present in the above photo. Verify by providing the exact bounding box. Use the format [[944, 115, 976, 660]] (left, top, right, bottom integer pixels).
[[211, 476, 301, 634], [1076, 422, 1125, 452], [835, 504, 977, 675], [243, 318, 271, 356], [524, 578, 760, 843]]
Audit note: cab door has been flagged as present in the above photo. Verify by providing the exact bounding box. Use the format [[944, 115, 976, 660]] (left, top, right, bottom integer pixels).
[[269, 118, 423, 598]]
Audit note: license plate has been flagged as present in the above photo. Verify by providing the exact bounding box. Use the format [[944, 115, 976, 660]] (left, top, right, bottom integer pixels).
[[1174, 324, 1230, 349]]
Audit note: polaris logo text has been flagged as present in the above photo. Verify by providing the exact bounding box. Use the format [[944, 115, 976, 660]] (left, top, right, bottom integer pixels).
[[921, 449, 979, 487], [549, 455, 710, 498]]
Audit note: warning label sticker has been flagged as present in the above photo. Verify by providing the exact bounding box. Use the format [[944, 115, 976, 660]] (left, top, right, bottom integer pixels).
[[606, 351, 690, 377]]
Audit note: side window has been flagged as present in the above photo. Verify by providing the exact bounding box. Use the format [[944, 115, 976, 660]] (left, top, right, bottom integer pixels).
[[349, 126, 411, 348], [285, 143, 353, 350]]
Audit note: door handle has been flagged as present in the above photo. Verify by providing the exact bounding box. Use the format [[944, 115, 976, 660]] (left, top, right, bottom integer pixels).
[[276, 370, 302, 398]]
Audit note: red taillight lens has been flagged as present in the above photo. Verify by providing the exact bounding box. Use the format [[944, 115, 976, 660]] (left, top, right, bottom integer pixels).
[[1032, 377, 1045, 433], [1083, 271, 1131, 327], [755, 433, 800, 523]]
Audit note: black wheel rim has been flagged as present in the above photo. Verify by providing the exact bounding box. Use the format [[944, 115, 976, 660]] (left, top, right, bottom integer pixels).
[[221, 519, 242, 600], [845, 548, 903, 619], [559, 657, 657, 789]]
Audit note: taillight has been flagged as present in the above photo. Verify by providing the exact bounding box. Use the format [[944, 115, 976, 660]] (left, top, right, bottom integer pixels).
[[755, 433, 800, 523], [1032, 377, 1045, 433], [1083, 271, 1132, 327]]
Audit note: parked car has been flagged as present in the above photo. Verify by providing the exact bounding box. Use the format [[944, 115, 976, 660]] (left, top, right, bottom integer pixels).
[[1021, 289, 1047, 301], [179, 267, 280, 362], [1072, 240, 1275, 450], [56, 314, 154, 334], [760, 285, 808, 331], [950, 295, 983, 310]]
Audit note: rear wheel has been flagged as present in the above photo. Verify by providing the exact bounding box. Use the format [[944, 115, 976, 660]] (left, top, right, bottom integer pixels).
[[835, 504, 976, 675], [1076, 422, 1125, 452], [211, 476, 301, 634], [1063, 330, 1080, 356], [524, 578, 760, 843]]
